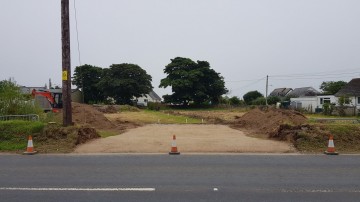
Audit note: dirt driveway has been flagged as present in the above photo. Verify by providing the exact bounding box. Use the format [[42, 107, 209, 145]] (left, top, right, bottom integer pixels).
[[74, 124, 294, 153]]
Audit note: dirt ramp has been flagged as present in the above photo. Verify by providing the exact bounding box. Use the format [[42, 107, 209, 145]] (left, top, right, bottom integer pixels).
[[232, 108, 307, 136]]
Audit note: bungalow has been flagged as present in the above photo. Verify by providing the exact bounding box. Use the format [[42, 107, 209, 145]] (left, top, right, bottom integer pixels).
[[335, 78, 360, 114], [287, 87, 320, 97], [269, 88, 293, 97], [290, 79, 360, 115], [135, 90, 161, 107], [290, 95, 336, 113]]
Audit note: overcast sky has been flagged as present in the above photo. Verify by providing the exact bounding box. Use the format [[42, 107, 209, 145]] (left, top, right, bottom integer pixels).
[[1, 0, 360, 98]]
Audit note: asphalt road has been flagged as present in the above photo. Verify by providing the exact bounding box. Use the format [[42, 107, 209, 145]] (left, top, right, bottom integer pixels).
[[0, 154, 359, 202]]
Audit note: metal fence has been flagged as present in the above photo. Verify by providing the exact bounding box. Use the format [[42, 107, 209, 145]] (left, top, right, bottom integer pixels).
[[313, 118, 360, 124], [0, 114, 40, 122]]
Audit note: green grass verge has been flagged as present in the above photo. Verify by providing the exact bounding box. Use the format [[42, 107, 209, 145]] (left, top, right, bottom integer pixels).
[[0, 120, 45, 151], [295, 123, 360, 153]]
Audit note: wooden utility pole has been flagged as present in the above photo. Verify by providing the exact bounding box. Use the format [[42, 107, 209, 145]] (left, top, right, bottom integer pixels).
[[61, 0, 72, 126]]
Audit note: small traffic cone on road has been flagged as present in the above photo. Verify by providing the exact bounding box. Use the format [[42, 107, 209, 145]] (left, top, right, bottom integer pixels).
[[169, 135, 180, 155], [23, 135, 37, 155], [324, 135, 338, 155]]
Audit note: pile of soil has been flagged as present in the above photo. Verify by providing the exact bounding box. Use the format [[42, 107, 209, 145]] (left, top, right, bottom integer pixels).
[[71, 102, 117, 130], [232, 108, 307, 137], [76, 127, 100, 144], [35, 124, 100, 153], [93, 105, 119, 113]]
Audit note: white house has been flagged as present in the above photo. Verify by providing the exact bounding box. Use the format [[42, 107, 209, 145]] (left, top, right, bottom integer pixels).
[[290, 78, 360, 115], [290, 95, 336, 112], [135, 90, 161, 107]]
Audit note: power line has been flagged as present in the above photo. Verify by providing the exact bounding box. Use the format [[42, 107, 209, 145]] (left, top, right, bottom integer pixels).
[[230, 76, 266, 92], [270, 67, 360, 78], [73, 0, 81, 66]]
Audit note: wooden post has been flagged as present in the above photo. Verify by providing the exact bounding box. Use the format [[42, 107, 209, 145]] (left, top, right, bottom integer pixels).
[[61, 0, 72, 126]]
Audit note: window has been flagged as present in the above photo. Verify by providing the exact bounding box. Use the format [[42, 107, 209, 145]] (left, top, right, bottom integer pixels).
[[358, 97, 360, 105], [320, 97, 330, 104]]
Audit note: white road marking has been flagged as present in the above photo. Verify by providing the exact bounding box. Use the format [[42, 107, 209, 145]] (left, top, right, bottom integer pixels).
[[0, 187, 155, 192], [213, 188, 218, 191], [281, 189, 360, 193]]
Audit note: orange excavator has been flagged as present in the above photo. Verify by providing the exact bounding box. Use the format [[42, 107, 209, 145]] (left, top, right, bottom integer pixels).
[[31, 89, 63, 112]]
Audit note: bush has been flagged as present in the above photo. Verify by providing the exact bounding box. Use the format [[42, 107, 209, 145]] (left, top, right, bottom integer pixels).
[[118, 105, 140, 112], [267, 96, 281, 105], [252, 97, 266, 105], [0, 80, 43, 116], [229, 96, 242, 106]]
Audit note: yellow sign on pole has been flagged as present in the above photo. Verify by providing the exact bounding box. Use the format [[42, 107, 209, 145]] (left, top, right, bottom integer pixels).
[[62, 71, 68, 80]]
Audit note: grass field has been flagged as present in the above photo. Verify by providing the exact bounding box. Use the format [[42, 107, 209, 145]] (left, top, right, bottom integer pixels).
[[105, 110, 203, 124]]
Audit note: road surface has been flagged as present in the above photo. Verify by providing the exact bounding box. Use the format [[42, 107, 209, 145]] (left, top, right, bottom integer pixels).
[[0, 154, 359, 202]]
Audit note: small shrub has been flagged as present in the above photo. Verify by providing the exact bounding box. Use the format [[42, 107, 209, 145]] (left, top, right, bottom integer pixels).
[[119, 105, 140, 112]]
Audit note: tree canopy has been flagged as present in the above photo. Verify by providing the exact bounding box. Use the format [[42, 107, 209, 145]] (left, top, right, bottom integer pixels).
[[97, 64, 153, 104], [159, 57, 228, 105], [73, 63, 153, 104], [72, 64, 104, 103], [243, 90, 263, 105], [320, 81, 347, 95]]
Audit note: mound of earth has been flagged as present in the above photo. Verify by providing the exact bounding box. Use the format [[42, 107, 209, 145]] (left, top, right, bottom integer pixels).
[[93, 105, 119, 113], [232, 108, 307, 137], [71, 102, 117, 130]]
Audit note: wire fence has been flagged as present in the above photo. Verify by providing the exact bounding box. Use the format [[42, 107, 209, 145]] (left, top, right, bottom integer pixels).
[[312, 118, 360, 124], [0, 114, 40, 122]]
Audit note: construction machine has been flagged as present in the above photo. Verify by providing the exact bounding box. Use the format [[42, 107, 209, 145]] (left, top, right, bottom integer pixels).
[[31, 89, 63, 112]]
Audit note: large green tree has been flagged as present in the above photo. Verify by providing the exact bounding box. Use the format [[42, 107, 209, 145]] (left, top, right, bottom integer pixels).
[[320, 81, 347, 95], [243, 90, 263, 105], [98, 63, 153, 104], [72, 64, 104, 103], [159, 57, 228, 105]]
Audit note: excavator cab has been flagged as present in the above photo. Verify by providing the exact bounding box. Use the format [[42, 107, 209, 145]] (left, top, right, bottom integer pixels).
[[53, 93, 63, 108]]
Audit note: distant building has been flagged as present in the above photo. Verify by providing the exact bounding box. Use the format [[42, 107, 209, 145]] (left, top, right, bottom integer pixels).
[[335, 78, 360, 114], [289, 79, 360, 115], [135, 90, 161, 107], [287, 87, 320, 97], [269, 88, 293, 97], [20, 86, 46, 94]]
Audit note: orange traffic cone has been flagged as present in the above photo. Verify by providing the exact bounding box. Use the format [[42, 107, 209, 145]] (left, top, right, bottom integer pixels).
[[23, 135, 38, 155], [324, 135, 338, 155], [169, 135, 180, 155]]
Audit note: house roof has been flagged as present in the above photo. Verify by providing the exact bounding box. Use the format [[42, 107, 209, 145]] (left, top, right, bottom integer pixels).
[[269, 88, 293, 97], [335, 78, 360, 96], [148, 90, 161, 101], [287, 87, 320, 97]]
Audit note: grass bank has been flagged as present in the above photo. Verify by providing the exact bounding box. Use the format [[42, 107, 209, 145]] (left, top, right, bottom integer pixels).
[[0, 120, 45, 151], [275, 123, 360, 153], [0, 121, 100, 153]]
